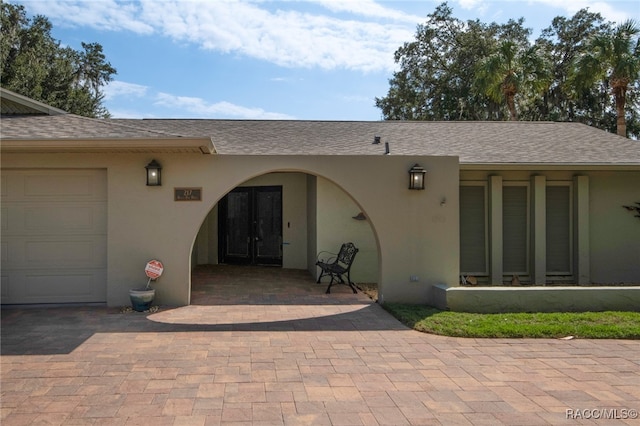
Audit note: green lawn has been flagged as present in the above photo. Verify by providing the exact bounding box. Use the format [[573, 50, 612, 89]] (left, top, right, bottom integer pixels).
[[382, 304, 640, 339]]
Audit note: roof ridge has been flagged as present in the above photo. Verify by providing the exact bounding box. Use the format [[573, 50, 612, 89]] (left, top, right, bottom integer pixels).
[[71, 114, 191, 138], [119, 118, 564, 125]]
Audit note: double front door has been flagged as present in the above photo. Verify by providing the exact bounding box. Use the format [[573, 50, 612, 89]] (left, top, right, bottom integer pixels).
[[219, 186, 282, 265]]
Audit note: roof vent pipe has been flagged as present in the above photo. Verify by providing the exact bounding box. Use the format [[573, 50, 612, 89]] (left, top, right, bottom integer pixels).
[[384, 142, 390, 155]]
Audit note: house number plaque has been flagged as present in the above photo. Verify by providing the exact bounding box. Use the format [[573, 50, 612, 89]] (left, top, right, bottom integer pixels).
[[174, 187, 202, 201]]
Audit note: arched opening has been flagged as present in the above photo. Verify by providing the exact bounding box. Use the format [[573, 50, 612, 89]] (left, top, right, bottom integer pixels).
[[189, 171, 380, 304]]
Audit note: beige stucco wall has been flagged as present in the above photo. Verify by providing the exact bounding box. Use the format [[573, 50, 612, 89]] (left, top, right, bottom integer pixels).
[[314, 176, 378, 284], [589, 171, 640, 283], [306, 175, 318, 275], [3, 152, 460, 306]]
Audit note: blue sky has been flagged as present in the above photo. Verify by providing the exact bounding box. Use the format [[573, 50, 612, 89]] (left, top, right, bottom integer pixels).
[[16, 0, 640, 120]]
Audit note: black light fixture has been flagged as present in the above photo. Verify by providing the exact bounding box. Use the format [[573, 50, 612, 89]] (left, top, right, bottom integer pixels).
[[145, 159, 162, 186], [408, 164, 426, 190]]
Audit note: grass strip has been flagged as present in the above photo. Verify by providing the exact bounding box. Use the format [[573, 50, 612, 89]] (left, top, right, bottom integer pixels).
[[383, 304, 640, 339]]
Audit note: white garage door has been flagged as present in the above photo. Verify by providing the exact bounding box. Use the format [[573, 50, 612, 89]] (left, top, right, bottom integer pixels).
[[1, 169, 107, 304]]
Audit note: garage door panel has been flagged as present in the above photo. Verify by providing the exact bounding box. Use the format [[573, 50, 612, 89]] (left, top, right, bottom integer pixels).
[[3, 169, 106, 201], [25, 174, 92, 198], [3, 203, 106, 236], [1, 169, 107, 304], [25, 239, 106, 267], [1, 206, 7, 231], [0, 176, 7, 200], [1, 275, 8, 300], [5, 236, 106, 268], [25, 204, 106, 234], [2, 270, 106, 304]]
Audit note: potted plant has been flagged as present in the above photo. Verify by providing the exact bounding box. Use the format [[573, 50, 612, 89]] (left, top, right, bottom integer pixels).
[[129, 259, 163, 312]]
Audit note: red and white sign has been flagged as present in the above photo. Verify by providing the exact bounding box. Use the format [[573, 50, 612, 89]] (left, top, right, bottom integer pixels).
[[145, 260, 164, 279]]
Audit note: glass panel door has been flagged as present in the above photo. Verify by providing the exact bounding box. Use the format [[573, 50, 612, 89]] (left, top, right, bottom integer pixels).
[[219, 186, 282, 265], [222, 189, 251, 262], [255, 187, 282, 264]]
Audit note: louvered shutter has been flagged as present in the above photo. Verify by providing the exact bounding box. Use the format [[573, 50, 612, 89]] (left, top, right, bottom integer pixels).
[[503, 186, 528, 274], [460, 186, 487, 274], [546, 186, 571, 274]]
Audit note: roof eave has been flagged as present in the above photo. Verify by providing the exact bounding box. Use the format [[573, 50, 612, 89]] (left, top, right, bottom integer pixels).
[[0, 87, 68, 115], [460, 163, 640, 171], [0, 137, 216, 154]]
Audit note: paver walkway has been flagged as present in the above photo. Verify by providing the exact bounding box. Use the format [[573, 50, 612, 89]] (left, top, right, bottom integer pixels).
[[1, 265, 639, 425]]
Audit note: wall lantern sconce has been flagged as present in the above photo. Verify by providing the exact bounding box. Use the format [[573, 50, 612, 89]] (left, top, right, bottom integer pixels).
[[145, 159, 162, 186], [408, 164, 426, 190]]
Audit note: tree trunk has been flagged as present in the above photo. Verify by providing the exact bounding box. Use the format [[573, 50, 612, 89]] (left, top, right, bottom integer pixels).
[[506, 93, 517, 121], [613, 82, 627, 137], [615, 91, 626, 137]]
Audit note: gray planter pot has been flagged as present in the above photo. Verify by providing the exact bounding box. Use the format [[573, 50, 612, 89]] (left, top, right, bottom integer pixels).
[[129, 288, 155, 312]]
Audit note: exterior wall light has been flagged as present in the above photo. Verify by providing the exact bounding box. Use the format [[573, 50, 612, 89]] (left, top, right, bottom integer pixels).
[[145, 159, 162, 186], [408, 164, 426, 190]]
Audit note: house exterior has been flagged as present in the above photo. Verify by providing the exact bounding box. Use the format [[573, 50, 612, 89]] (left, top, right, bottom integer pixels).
[[2, 88, 639, 311]]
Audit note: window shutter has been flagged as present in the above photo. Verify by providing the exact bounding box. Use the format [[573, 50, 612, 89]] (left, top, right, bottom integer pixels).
[[460, 186, 487, 274], [503, 186, 528, 274], [546, 186, 571, 274]]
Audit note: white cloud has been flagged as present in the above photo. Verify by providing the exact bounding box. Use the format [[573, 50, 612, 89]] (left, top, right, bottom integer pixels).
[[138, 1, 412, 72], [21, 0, 153, 33], [154, 92, 294, 119], [456, 0, 487, 11], [103, 80, 148, 100], [452, 0, 635, 24], [531, 0, 635, 23], [20, 0, 415, 73], [312, 0, 423, 23]]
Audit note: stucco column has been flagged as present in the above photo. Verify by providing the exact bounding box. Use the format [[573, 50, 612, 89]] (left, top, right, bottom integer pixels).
[[489, 175, 503, 285], [574, 175, 590, 284], [531, 175, 546, 284]]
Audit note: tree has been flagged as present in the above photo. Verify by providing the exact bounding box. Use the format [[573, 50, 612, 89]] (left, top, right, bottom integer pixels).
[[474, 41, 550, 121], [571, 20, 640, 137], [375, 3, 533, 121], [533, 9, 609, 123], [376, 4, 504, 120], [375, 3, 639, 139], [0, 2, 116, 117]]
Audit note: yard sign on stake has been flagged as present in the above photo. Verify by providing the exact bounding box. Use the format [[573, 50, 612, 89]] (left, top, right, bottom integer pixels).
[[144, 259, 164, 289]]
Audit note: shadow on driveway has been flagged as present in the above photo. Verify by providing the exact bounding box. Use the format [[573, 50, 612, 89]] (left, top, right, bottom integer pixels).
[[1, 301, 408, 356]]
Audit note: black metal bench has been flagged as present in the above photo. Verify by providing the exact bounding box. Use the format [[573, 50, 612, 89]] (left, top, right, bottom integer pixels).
[[315, 242, 359, 294]]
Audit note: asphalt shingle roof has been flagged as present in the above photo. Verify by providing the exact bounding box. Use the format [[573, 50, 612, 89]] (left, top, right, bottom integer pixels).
[[2, 114, 639, 165], [0, 114, 182, 140], [113, 119, 640, 165]]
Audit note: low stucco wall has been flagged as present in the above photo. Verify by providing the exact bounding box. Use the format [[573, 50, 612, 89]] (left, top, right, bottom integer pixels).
[[431, 284, 640, 313]]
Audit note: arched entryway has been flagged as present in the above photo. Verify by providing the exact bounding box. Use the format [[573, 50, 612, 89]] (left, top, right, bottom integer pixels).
[[189, 171, 379, 303]]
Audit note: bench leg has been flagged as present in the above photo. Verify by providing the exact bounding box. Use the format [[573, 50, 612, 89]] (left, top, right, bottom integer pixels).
[[325, 274, 336, 294], [316, 265, 330, 283], [325, 274, 358, 294]]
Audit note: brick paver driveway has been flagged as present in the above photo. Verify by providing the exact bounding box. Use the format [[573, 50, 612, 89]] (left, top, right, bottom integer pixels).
[[2, 265, 639, 425]]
